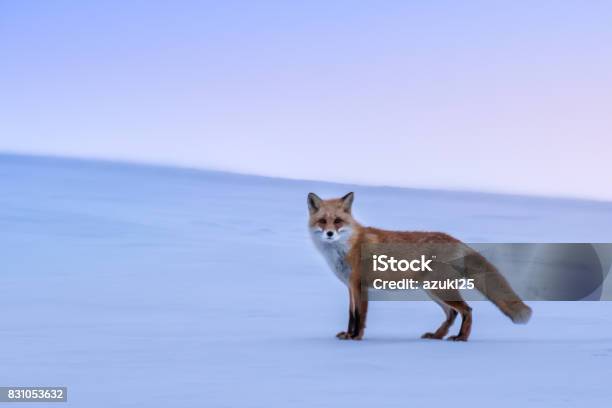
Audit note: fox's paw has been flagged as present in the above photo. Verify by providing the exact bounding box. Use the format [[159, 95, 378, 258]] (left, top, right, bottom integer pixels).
[[336, 331, 363, 340], [446, 335, 468, 342], [421, 332, 444, 340], [336, 331, 350, 340]]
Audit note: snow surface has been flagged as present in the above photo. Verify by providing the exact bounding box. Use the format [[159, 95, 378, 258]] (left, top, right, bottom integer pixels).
[[1, 154, 612, 407]]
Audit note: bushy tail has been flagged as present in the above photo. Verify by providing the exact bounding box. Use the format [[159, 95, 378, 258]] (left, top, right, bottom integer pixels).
[[463, 252, 532, 324]]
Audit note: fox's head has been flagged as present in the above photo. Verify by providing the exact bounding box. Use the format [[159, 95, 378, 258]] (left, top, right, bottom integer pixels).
[[307, 192, 357, 244]]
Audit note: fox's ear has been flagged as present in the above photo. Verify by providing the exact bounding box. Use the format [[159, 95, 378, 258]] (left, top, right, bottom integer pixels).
[[307, 193, 322, 214], [341, 192, 354, 212]]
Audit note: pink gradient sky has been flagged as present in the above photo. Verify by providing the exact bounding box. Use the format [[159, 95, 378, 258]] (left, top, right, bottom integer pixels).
[[1, 1, 611, 200]]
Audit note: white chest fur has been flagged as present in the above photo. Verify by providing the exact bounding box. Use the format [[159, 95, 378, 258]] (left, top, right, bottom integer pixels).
[[313, 238, 352, 285]]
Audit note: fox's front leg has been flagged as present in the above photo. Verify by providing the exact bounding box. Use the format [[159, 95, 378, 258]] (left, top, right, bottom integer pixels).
[[336, 288, 355, 339], [351, 285, 368, 340], [337, 281, 368, 340], [336, 248, 368, 340]]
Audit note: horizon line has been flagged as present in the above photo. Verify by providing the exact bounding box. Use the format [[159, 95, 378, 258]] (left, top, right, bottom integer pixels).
[[2, 149, 611, 205]]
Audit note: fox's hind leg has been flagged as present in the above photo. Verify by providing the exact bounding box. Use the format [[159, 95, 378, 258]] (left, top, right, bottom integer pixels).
[[422, 291, 458, 340], [445, 300, 472, 342]]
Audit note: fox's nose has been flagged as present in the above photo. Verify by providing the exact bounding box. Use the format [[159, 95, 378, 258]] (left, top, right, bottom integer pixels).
[[326, 231, 334, 238]]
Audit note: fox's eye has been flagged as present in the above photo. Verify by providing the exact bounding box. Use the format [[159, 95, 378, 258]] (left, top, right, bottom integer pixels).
[[318, 219, 327, 225], [334, 218, 343, 224]]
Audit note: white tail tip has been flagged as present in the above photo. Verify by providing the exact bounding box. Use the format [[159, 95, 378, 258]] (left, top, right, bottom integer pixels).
[[512, 305, 532, 324]]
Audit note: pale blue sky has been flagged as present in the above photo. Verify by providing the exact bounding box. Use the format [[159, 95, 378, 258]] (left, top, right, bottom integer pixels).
[[1, 1, 611, 200]]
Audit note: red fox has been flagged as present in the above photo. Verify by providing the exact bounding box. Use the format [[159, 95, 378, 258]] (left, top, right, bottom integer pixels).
[[308, 192, 532, 341]]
